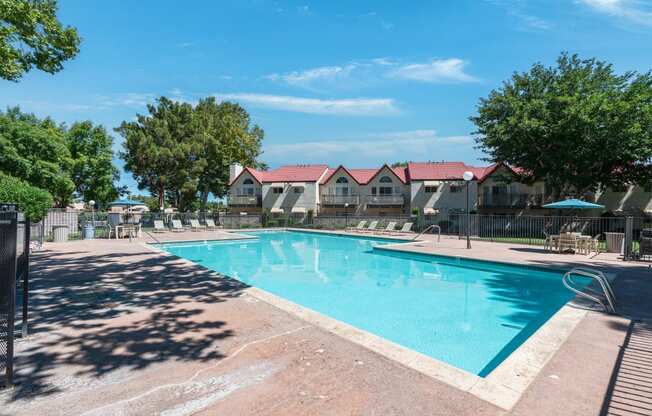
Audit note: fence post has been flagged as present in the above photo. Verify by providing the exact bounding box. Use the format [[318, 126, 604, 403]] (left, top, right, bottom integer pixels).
[[22, 219, 30, 337], [0, 212, 18, 387], [624, 216, 634, 260]]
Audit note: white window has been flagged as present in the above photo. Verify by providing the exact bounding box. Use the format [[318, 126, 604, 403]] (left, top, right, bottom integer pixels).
[[272, 187, 283, 194], [450, 184, 463, 193], [379, 176, 393, 183], [293, 187, 304, 194], [425, 186, 438, 193]]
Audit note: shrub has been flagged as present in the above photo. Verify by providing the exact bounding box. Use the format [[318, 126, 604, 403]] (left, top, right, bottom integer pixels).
[[0, 174, 53, 221]]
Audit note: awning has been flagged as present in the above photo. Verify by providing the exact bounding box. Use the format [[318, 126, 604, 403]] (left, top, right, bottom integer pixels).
[[270, 207, 283, 213], [291, 207, 307, 213], [423, 181, 440, 186], [289, 182, 306, 187], [270, 182, 285, 187], [423, 207, 439, 215]]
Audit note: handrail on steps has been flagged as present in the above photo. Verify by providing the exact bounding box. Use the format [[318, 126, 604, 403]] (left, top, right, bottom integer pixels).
[[562, 267, 616, 313], [413, 224, 441, 242]]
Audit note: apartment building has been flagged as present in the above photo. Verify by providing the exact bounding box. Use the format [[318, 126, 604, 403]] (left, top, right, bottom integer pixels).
[[228, 162, 651, 216]]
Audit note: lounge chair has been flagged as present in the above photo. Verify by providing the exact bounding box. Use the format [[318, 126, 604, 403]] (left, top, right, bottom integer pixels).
[[171, 219, 185, 232], [358, 220, 379, 233], [205, 218, 220, 230], [189, 219, 206, 231], [153, 220, 167, 233], [346, 220, 367, 231], [390, 222, 413, 235], [378, 221, 397, 234]]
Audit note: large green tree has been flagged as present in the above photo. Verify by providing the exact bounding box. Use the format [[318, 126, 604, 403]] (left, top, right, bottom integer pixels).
[[117, 97, 197, 211], [0, 0, 81, 81], [118, 96, 265, 211], [193, 98, 264, 208], [0, 106, 74, 206], [471, 52, 652, 197], [66, 121, 120, 207]]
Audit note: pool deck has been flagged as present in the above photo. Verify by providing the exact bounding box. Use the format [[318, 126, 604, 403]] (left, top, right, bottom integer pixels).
[[2, 228, 651, 415]]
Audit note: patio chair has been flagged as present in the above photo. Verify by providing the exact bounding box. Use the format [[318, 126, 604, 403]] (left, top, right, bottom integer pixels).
[[346, 220, 367, 231], [357, 220, 379, 233], [393, 222, 414, 234], [205, 218, 220, 230], [171, 219, 185, 232], [153, 220, 167, 233], [587, 233, 603, 254], [378, 222, 397, 234], [543, 230, 558, 252], [557, 233, 577, 253], [189, 219, 206, 231]]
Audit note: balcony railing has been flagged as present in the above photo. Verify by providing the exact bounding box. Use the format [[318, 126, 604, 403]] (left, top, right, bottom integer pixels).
[[320, 194, 360, 205], [228, 195, 262, 206], [478, 193, 544, 208], [365, 194, 405, 205]]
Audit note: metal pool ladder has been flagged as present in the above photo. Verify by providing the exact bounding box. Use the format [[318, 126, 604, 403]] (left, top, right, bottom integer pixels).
[[562, 267, 617, 313], [413, 224, 441, 242]]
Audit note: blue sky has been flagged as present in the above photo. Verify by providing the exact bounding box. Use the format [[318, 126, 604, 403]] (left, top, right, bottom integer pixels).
[[2, 0, 652, 193]]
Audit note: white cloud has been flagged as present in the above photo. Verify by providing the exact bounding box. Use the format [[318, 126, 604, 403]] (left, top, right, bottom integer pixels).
[[578, 0, 652, 26], [265, 65, 357, 87], [265, 58, 478, 90], [99, 93, 157, 108], [484, 0, 551, 31], [214, 93, 399, 116], [388, 59, 479, 83], [263, 131, 473, 165]]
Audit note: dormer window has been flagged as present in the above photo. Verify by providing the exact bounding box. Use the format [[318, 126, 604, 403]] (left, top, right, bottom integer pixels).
[[379, 176, 392, 183]]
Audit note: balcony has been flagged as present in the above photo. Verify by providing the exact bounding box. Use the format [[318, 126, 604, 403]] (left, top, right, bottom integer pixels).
[[478, 193, 544, 208], [320, 194, 360, 205], [366, 194, 405, 206], [228, 195, 262, 206]]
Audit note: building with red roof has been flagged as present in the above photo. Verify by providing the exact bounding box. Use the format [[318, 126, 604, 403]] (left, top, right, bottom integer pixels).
[[227, 161, 546, 216]]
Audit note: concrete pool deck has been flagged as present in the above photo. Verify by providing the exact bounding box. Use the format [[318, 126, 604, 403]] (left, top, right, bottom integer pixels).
[[2, 229, 651, 415]]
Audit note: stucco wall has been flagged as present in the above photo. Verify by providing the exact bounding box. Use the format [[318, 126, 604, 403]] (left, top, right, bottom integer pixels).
[[230, 171, 262, 195], [262, 182, 319, 213], [410, 180, 478, 213]]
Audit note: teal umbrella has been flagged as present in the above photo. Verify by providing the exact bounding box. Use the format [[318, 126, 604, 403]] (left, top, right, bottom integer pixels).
[[543, 198, 604, 209]]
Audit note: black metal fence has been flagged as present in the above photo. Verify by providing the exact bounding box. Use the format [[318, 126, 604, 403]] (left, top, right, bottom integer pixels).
[[1, 211, 30, 388]]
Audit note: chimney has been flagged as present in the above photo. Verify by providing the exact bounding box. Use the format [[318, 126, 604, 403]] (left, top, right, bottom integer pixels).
[[229, 163, 243, 184]]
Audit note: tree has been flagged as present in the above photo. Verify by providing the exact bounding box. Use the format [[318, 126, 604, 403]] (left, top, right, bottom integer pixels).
[[471, 52, 652, 197], [391, 161, 411, 168], [66, 121, 120, 207], [118, 96, 265, 211], [117, 97, 196, 211], [0, 173, 53, 221], [193, 98, 264, 209], [0, 0, 81, 81], [0, 106, 74, 206]]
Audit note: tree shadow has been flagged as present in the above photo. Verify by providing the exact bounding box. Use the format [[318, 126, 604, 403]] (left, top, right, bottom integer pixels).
[[5, 246, 246, 401]]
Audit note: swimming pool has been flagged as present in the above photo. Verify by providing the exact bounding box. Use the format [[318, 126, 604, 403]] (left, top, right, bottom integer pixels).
[[157, 230, 585, 376]]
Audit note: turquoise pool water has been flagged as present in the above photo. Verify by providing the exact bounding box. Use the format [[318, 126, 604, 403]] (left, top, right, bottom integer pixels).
[[158, 230, 585, 376]]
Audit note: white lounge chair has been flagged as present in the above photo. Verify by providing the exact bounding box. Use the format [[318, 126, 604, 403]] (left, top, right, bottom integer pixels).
[[171, 219, 185, 232], [205, 218, 220, 230], [153, 220, 166, 233], [346, 220, 367, 231], [358, 220, 379, 233], [378, 222, 397, 234], [189, 219, 206, 231], [391, 222, 413, 234]]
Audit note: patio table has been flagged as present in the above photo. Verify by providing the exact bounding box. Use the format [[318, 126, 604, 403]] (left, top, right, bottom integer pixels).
[[114, 224, 142, 239]]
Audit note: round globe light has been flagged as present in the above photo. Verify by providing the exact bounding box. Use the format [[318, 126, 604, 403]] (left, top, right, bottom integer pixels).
[[89, 200, 96, 206], [463, 171, 474, 182]]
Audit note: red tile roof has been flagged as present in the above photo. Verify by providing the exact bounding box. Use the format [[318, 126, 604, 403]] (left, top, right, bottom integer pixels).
[[261, 164, 329, 182], [407, 162, 479, 180], [229, 167, 268, 185]]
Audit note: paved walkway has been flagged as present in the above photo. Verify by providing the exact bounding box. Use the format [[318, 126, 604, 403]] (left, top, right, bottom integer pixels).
[[1, 229, 651, 415]]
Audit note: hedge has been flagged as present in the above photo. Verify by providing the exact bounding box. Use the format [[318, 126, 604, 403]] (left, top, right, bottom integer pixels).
[[0, 174, 53, 222]]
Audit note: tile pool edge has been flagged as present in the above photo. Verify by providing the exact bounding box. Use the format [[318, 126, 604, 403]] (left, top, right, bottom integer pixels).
[[140, 235, 588, 410]]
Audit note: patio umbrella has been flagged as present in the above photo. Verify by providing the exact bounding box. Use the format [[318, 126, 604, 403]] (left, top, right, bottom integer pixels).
[[542, 198, 604, 209]]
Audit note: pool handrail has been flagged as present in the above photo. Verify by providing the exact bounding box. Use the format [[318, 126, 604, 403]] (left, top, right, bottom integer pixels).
[[562, 267, 616, 313]]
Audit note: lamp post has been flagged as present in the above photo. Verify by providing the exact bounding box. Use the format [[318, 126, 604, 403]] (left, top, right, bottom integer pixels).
[[89, 200, 96, 224], [344, 202, 349, 228], [463, 171, 474, 249]]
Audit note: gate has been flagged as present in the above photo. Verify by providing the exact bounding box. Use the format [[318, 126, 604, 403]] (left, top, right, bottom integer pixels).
[[0, 210, 31, 387]]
